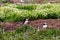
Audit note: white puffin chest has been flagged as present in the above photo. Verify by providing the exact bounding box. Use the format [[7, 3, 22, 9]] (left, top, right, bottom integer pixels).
[[24, 21, 28, 24], [43, 25, 48, 28]]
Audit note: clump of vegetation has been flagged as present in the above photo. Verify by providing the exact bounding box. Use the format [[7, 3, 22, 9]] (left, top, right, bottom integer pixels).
[[0, 0, 4, 2], [0, 3, 60, 22], [0, 25, 60, 40]]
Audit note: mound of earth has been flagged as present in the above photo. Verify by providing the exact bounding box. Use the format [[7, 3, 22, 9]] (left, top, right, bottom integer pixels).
[[0, 19, 60, 31]]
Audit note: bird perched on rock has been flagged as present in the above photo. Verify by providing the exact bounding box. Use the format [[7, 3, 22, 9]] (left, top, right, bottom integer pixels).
[[42, 23, 48, 28], [23, 18, 29, 25]]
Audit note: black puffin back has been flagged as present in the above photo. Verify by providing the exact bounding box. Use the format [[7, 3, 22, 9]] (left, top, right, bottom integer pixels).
[[22, 19, 26, 24]]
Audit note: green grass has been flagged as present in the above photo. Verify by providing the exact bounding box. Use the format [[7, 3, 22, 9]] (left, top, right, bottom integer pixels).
[[0, 3, 60, 22], [0, 25, 60, 40]]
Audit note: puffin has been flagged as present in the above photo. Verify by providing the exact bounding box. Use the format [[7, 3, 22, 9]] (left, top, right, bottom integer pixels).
[[23, 18, 29, 25], [42, 23, 48, 28]]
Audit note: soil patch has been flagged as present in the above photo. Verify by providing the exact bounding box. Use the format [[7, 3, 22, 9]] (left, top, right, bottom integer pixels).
[[0, 19, 60, 31]]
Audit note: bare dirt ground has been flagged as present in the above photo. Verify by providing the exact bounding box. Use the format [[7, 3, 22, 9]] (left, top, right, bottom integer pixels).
[[0, 19, 60, 31]]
